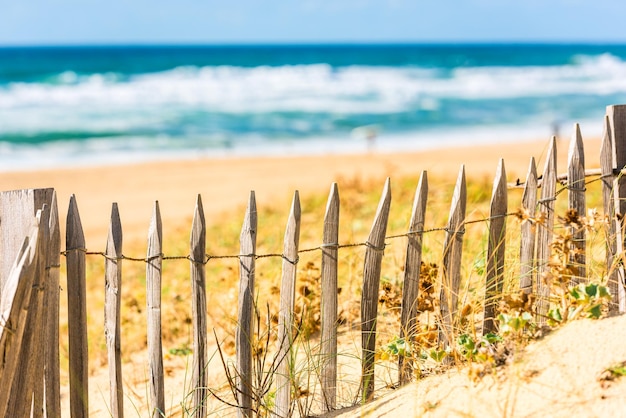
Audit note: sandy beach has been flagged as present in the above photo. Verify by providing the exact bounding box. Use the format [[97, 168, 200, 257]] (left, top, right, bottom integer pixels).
[[4, 135, 620, 417], [0, 136, 598, 248]]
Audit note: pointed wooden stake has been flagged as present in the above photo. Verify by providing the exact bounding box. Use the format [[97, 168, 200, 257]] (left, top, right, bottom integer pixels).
[[274, 191, 302, 418], [536, 137, 557, 321], [320, 183, 340, 410], [601, 115, 620, 313], [105, 203, 124, 418], [147, 202, 164, 417], [361, 178, 391, 402], [45, 191, 62, 418], [438, 166, 467, 349], [398, 171, 428, 384], [568, 124, 586, 284], [236, 192, 257, 418], [483, 160, 508, 335], [190, 195, 207, 418], [520, 157, 538, 294], [66, 195, 89, 418]]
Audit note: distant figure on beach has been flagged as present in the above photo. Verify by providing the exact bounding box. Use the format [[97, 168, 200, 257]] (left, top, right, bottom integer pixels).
[[551, 120, 561, 140], [351, 124, 380, 152]]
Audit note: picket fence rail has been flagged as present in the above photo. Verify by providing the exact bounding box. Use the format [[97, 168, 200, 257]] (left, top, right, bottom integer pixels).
[[2, 104, 626, 417]]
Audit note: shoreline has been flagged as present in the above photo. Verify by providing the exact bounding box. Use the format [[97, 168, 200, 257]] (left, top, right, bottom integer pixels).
[[0, 136, 600, 247]]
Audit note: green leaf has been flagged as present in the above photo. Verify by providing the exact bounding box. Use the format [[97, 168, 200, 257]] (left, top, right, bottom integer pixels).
[[548, 308, 562, 323], [598, 285, 611, 299], [482, 332, 502, 345], [585, 283, 598, 298], [429, 349, 447, 362], [569, 286, 582, 300], [587, 304, 602, 319]]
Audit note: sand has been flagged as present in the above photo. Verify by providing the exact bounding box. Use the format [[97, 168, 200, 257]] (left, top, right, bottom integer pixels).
[[2, 135, 613, 417], [325, 314, 626, 418], [0, 137, 595, 249]]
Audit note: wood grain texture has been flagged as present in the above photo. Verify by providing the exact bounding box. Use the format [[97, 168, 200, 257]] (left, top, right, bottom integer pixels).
[[398, 171, 427, 384], [0, 216, 40, 417], [600, 116, 619, 313], [520, 158, 538, 294], [236, 192, 257, 418], [0, 188, 53, 292], [146, 201, 165, 418], [190, 195, 208, 417], [45, 192, 61, 418], [4, 197, 50, 417], [568, 124, 586, 284], [320, 183, 339, 411], [274, 192, 301, 418], [66, 195, 89, 418], [438, 167, 467, 349], [105, 203, 124, 418], [536, 138, 557, 322], [608, 105, 626, 313], [361, 178, 391, 402], [483, 160, 508, 335], [147, 201, 165, 417]]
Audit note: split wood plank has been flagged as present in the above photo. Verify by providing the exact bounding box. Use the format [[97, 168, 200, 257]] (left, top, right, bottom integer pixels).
[[361, 178, 391, 402], [147, 202, 165, 417], [520, 158, 538, 294], [274, 192, 301, 418], [190, 195, 208, 417], [483, 160, 507, 335], [438, 166, 467, 349], [536, 137, 557, 322], [398, 171, 427, 384], [236, 192, 257, 418], [608, 104, 626, 313], [600, 116, 620, 313], [320, 183, 339, 411], [568, 124, 586, 284], [0, 214, 42, 417], [105, 203, 124, 418], [66, 195, 89, 418]]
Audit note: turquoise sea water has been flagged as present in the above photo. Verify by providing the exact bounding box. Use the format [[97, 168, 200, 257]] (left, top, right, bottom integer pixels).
[[1, 44, 626, 170]]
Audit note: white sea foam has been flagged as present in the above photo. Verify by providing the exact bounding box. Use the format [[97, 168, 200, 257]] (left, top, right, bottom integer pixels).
[[1, 54, 625, 116], [0, 53, 619, 170]]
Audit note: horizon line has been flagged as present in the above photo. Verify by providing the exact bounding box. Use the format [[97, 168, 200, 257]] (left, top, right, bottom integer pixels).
[[3, 39, 626, 48]]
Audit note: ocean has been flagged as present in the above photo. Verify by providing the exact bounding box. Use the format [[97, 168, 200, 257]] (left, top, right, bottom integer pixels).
[[1, 43, 626, 171]]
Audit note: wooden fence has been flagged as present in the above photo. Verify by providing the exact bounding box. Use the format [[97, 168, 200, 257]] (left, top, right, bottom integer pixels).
[[2, 104, 626, 417]]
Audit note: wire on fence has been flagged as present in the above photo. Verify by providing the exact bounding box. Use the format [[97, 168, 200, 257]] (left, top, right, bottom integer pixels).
[[58, 172, 606, 265]]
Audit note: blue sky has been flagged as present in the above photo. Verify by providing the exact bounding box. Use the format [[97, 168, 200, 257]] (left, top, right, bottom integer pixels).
[[1, 0, 626, 45]]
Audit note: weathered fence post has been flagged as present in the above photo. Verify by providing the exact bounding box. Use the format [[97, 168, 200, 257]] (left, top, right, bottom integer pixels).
[[45, 193, 61, 418], [147, 201, 165, 417], [520, 158, 538, 294], [438, 166, 467, 350], [568, 124, 586, 284], [0, 211, 43, 418], [483, 160, 507, 335], [600, 115, 620, 313], [6, 205, 49, 417], [398, 171, 427, 384], [361, 178, 391, 402], [274, 191, 301, 418], [320, 183, 339, 412], [105, 203, 124, 418], [536, 138, 557, 322], [66, 195, 89, 418], [190, 195, 208, 417], [607, 104, 626, 312], [0, 188, 55, 417], [237, 191, 257, 418]]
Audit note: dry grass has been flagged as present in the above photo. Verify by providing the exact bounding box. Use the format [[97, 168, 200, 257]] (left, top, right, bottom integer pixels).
[[56, 169, 611, 416]]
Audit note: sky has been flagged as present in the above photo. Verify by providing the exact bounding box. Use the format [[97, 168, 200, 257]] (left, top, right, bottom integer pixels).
[[1, 0, 626, 45]]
